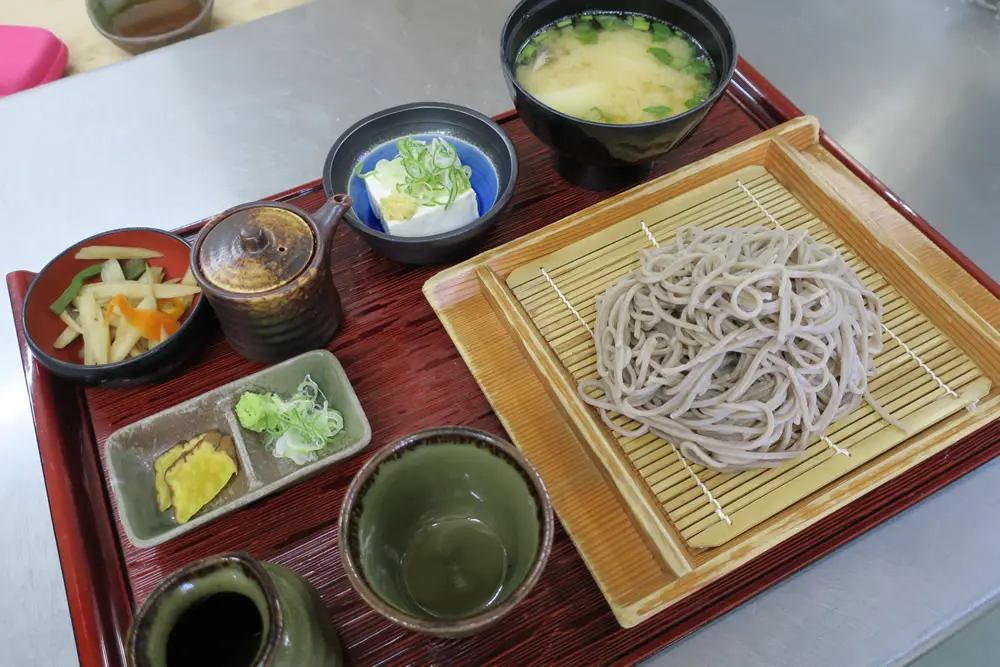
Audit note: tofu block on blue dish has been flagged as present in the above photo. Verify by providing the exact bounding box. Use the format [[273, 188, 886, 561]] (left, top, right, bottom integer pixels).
[[361, 137, 480, 238]]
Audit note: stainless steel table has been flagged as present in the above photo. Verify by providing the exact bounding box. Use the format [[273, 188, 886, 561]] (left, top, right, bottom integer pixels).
[[1, 0, 998, 665]]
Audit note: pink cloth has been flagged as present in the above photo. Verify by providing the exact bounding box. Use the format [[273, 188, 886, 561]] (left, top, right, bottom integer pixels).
[[0, 25, 69, 96]]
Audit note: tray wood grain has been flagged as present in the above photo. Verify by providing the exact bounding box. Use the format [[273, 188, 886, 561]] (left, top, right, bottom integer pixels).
[[425, 117, 1000, 627], [11, 60, 1000, 666]]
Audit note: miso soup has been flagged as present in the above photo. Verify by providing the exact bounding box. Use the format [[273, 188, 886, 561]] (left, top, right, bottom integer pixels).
[[514, 13, 716, 125]]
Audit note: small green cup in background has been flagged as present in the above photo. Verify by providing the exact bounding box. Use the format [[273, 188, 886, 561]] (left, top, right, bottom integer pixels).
[[339, 426, 554, 638], [86, 0, 214, 55]]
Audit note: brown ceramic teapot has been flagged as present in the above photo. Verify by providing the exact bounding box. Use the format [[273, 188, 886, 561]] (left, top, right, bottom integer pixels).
[[190, 194, 352, 363]]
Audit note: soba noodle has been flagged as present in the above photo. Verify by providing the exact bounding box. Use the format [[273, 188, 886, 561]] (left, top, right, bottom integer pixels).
[[579, 226, 901, 471]]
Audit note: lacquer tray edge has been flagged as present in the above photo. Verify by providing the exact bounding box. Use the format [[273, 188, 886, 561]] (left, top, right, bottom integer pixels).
[[618, 415, 1000, 665], [7, 272, 133, 666], [11, 60, 1000, 666]]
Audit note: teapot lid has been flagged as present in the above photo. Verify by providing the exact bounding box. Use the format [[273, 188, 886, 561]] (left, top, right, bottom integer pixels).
[[197, 205, 315, 294]]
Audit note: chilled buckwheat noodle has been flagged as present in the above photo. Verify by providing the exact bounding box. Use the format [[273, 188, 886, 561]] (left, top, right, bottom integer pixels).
[[578, 226, 903, 471]]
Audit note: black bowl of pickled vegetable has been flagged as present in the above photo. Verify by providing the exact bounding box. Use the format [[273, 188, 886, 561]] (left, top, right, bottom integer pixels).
[[22, 228, 210, 387], [500, 0, 737, 190]]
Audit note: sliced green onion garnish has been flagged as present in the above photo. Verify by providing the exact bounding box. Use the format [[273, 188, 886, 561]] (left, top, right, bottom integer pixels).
[[643, 105, 672, 119], [432, 141, 457, 168], [517, 44, 537, 65], [397, 140, 412, 159], [391, 137, 472, 209], [534, 29, 555, 43], [354, 160, 376, 178], [596, 15, 627, 30], [683, 59, 712, 75], [402, 159, 427, 179], [648, 47, 673, 66], [652, 23, 671, 41], [574, 18, 598, 43], [632, 17, 650, 31]]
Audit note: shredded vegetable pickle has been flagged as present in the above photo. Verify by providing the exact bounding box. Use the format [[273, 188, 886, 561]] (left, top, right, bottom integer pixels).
[[234, 375, 345, 465], [360, 137, 472, 209]]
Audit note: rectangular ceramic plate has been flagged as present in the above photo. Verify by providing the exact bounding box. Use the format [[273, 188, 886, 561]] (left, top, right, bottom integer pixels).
[[424, 117, 1000, 627], [105, 350, 371, 548]]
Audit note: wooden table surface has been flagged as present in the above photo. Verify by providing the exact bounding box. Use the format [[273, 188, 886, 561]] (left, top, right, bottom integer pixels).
[[2, 0, 310, 74]]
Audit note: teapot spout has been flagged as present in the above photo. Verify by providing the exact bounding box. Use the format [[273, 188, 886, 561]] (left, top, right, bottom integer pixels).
[[314, 194, 353, 245]]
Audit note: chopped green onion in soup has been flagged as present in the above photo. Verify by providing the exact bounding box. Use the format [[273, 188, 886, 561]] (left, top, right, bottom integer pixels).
[[515, 13, 715, 124]]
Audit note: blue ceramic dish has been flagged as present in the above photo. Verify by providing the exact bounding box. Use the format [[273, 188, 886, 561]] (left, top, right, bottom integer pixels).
[[323, 103, 518, 265]]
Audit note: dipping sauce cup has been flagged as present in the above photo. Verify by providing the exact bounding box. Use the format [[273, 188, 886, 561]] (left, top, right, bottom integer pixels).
[[339, 427, 554, 638]]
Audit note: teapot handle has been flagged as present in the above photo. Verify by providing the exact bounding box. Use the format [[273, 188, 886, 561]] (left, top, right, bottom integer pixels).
[[314, 194, 353, 247]]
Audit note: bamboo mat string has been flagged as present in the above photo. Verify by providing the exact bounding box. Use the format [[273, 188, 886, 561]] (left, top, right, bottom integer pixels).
[[640, 220, 660, 248], [671, 444, 732, 525], [638, 220, 731, 525], [737, 180, 784, 230], [734, 180, 963, 425], [822, 436, 850, 457], [505, 168, 988, 554], [541, 267, 592, 335], [538, 223, 733, 528], [880, 323, 959, 400], [533, 186, 978, 543], [746, 178, 856, 460]]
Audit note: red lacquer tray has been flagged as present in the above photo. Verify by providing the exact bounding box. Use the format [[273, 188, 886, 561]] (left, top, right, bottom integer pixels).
[[10, 59, 1000, 667]]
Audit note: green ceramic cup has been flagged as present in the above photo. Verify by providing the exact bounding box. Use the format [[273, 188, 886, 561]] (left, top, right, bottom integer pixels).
[[339, 426, 554, 638]]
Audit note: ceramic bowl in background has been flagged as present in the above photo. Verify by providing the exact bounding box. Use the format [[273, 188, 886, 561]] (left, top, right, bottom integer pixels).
[[339, 426, 553, 638], [22, 227, 209, 387], [500, 0, 737, 189], [86, 0, 214, 55], [322, 102, 518, 265]]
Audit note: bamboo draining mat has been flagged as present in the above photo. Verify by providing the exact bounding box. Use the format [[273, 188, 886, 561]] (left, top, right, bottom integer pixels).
[[505, 164, 988, 552], [425, 116, 1000, 627]]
